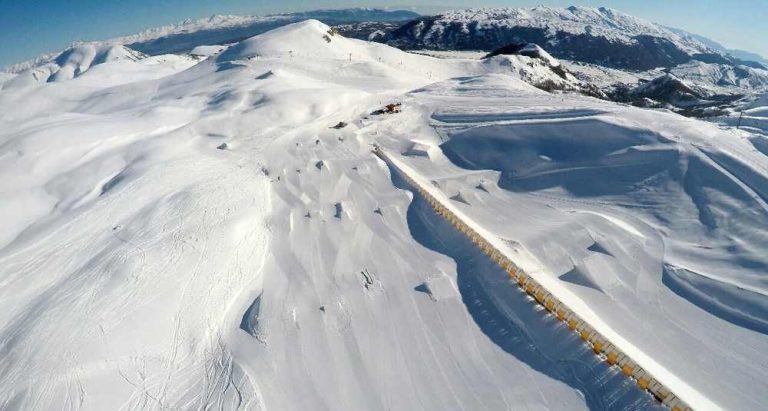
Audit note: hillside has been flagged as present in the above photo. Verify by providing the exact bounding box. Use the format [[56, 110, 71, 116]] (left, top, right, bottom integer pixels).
[[2, 8, 419, 74]]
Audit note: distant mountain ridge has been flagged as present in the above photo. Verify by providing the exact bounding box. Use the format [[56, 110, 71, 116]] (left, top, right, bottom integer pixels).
[[381, 6, 761, 71]]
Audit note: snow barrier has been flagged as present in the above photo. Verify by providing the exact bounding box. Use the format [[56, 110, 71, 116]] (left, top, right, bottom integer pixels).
[[373, 145, 693, 411]]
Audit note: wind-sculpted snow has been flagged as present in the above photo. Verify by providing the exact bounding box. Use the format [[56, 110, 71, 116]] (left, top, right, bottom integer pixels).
[[439, 118, 768, 307], [373, 75, 768, 409], [1, 18, 767, 410], [388, 167, 664, 410]]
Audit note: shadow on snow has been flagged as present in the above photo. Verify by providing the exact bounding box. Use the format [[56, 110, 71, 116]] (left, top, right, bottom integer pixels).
[[387, 163, 663, 411]]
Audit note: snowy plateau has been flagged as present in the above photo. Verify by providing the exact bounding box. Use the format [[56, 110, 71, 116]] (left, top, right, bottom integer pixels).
[[0, 11, 768, 411]]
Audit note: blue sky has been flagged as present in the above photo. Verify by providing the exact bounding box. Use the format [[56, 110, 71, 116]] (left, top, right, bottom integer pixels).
[[1, 0, 766, 68]]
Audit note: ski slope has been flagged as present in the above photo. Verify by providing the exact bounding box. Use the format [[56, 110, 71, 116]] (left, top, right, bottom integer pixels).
[[372, 75, 768, 410], [1, 19, 766, 410]]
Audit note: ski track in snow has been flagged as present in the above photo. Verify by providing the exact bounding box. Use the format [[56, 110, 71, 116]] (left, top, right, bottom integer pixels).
[[0, 19, 767, 410]]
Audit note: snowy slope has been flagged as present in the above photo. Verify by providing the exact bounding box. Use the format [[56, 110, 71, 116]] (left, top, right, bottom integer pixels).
[[668, 61, 768, 92], [718, 92, 768, 138], [373, 76, 768, 410], [2, 44, 145, 87], [2, 9, 419, 74], [1, 19, 767, 411]]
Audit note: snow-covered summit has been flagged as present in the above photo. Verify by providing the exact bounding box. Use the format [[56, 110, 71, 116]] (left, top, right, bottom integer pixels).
[[386, 6, 717, 70], [519, 44, 559, 66], [219, 20, 348, 61], [1, 15, 278, 74], [2, 44, 144, 88], [437, 6, 709, 52], [51, 44, 143, 80], [1, 18, 767, 411]]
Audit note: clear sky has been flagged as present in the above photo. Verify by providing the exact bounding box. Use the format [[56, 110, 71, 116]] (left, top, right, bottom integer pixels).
[[1, 0, 766, 68]]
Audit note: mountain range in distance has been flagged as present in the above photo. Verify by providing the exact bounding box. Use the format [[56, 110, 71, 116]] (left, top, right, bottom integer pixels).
[[2, 6, 767, 117]]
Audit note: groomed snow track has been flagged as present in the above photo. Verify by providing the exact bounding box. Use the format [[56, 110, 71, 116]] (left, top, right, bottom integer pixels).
[[373, 145, 693, 411]]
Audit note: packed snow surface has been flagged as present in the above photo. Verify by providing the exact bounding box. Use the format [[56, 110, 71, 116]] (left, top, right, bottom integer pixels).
[[1, 19, 767, 410]]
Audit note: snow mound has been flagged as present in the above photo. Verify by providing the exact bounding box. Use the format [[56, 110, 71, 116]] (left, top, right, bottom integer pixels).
[[217, 18, 449, 69], [449, 191, 470, 205], [219, 20, 353, 61], [5, 44, 143, 86], [51, 44, 141, 82], [520, 44, 560, 66], [485, 42, 561, 67], [482, 53, 605, 98], [416, 273, 459, 301]]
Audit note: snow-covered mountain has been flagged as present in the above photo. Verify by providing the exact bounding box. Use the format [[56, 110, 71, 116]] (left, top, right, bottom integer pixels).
[[664, 26, 768, 68], [2, 8, 419, 74], [2, 18, 768, 411], [561, 59, 768, 115], [2, 44, 145, 86], [631, 73, 700, 102], [383, 6, 750, 70], [480, 42, 607, 98], [7, 5, 768, 114]]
